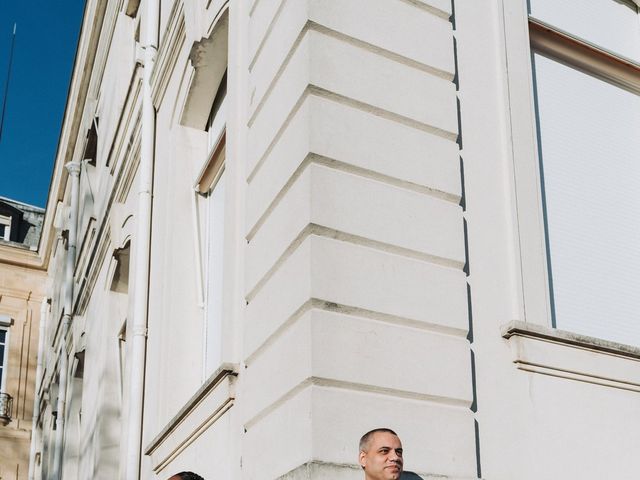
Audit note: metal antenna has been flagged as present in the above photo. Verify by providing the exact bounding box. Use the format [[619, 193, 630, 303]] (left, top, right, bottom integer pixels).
[[0, 23, 17, 144]]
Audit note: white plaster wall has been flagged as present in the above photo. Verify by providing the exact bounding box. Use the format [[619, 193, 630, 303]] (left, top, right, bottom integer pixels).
[[145, 89, 208, 429], [38, 1, 640, 479], [142, 2, 239, 479], [140, 0, 236, 425], [242, 1, 474, 478], [159, 411, 234, 479]]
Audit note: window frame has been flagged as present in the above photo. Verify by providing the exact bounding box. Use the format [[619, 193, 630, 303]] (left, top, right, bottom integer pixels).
[[494, 0, 640, 393], [202, 166, 226, 378], [500, 0, 640, 341], [529, 14, 640, 95], [180, 4, 234, 384], [0, 326, 9, 392], [499, 0, 553, 329], [0, 215, 11, 241], [194, 75, 228, 381]]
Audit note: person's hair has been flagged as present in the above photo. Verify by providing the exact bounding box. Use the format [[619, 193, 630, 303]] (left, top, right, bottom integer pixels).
[[172, 472, 204, 480], [359, 428, 398, 452]]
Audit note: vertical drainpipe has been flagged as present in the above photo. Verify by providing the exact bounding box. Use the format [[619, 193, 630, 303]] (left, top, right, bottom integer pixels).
[[51, 160, 82, 480], [28, 297, 49, 480], [124, 0, 158, 478]]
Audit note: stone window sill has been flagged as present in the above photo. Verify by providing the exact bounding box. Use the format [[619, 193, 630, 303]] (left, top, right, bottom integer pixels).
[[501, 321, 640, 392], [145, 363, 238, 473]]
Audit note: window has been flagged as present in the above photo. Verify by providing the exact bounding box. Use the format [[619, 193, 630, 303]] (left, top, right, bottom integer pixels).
[[82, 117, 99, 166], [196, 74, 227, 378], [203, 169, 226, 376], [529, 0, 640, 61], [0, 328, 8, 391], [0, 215, 11, 241], [207, 72, 227, 153], [182, 7, 230, 381], [0, 326, 10, 424], [529, 0, 640, 346]]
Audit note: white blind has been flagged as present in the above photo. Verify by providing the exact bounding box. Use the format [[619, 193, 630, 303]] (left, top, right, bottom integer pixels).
[[205, 170, 226, 375], [530, 0, 640, 62], [533, 52, 640, 346]]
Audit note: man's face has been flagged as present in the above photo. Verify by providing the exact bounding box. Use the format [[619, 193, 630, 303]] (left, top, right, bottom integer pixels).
[[359, 431, 403, 480]]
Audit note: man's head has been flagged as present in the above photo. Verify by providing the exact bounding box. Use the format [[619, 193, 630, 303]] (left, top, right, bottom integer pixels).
[[358, 428, 403, 480], [167, 472, 204, 480]]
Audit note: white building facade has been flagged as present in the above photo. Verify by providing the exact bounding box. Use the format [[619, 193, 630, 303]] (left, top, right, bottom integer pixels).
[[32, 0, 640, 479]]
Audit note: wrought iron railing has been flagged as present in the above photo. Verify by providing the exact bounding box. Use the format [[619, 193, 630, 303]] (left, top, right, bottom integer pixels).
[[0, 392, 13, 425]]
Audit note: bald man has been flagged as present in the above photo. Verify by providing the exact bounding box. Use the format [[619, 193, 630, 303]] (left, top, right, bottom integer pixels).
[[358, 428, 404, 480], [167, 472, 204, 480]]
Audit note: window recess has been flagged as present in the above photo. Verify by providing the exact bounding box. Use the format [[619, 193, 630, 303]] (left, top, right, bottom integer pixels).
[[528, 0, 640, 346], [193, 72, 227, 380]]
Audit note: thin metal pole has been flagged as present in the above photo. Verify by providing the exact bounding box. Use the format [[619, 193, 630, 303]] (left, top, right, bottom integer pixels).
[[0, 23, 17, 143]]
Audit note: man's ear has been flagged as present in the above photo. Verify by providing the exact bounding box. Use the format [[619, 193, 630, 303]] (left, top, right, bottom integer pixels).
[[359, 450, 367, 469]]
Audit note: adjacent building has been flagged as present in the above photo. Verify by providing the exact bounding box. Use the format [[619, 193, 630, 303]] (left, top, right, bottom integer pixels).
[[29, 0, 640, 479], [0, 197, 45, 249], [0, 197, 50, 480]]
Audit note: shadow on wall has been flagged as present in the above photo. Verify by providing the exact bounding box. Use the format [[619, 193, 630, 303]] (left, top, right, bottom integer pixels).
[[16, 219, 36, 242]]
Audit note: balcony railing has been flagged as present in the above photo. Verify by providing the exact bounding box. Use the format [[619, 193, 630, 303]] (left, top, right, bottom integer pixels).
[[0, 392, 13, 425]]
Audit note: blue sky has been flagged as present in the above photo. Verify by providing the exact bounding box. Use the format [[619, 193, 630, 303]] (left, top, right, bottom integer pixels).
[[0, 2, 85, 207]]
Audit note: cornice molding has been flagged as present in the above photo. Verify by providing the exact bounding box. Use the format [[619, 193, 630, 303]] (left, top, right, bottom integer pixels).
[[0, 288, 33, 302], [0, 244, 46, 270], [36, 0, 110, 273]]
